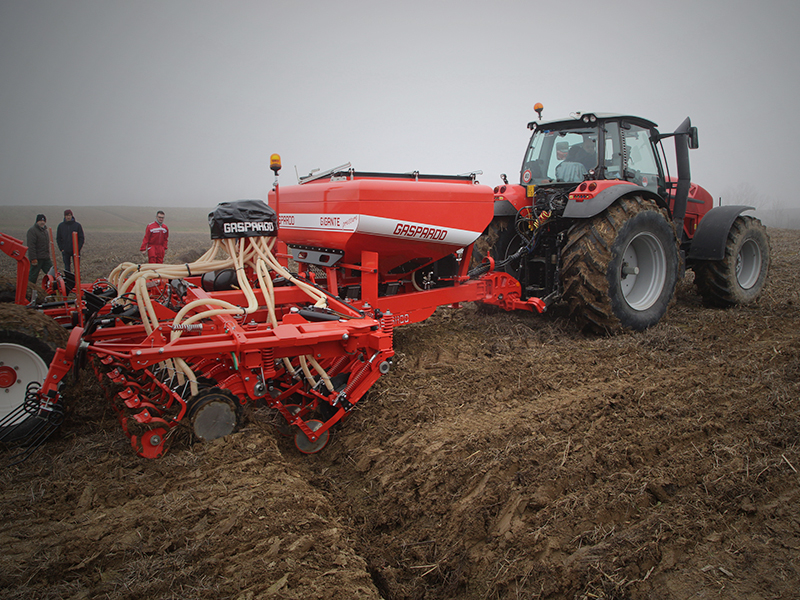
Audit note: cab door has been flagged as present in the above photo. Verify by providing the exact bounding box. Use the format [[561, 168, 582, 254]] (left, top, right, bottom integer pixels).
[[621, 123, 661, 191]]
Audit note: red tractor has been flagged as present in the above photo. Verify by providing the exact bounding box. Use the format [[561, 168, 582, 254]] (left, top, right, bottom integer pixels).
[[473, 105, 770, 332]]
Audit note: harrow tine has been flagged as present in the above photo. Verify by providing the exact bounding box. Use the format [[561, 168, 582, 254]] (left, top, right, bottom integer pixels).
[[0, 402, 65, 467], [2, 418, 61, 466], [0, 384, 47, 436], [0, 403, 34, 435]]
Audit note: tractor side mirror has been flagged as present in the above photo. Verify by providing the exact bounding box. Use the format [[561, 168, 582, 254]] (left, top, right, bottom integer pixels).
[[688, 126, 699, 149]]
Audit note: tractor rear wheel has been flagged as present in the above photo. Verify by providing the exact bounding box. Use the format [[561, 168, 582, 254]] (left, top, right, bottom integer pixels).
[[0, 304, 68, 441], [561, 195, 679, 334], [693, 216, 770, 307]]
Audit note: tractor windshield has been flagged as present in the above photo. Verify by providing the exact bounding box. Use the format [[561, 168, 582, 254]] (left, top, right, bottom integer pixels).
[[521, 120, 663, 191], [521, 126, 599, 185]]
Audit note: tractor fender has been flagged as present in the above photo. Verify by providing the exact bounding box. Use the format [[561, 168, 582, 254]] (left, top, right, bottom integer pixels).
[[492, 184, 529, 217], [687, 205, 754, 261], [493, 198, 519, 217], [562, 184, 664, 219]]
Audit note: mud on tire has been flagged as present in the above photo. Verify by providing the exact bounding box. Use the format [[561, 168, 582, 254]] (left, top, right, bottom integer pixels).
[[471, 216, 514, 271], [693, 216, 770, 307], [561, 195, 679, 334]]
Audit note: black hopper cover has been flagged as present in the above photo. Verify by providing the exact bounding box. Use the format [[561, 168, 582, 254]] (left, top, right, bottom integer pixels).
[[208, 199, 278, 239]]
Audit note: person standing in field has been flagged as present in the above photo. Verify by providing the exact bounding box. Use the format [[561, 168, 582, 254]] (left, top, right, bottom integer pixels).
[[56, 209, 85, 272], [140, 210, 169, 264], [26, 214, 52, 305]]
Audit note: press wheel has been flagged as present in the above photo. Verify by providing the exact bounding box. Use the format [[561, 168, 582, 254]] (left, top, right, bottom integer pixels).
[[294, 420, 329, 454]]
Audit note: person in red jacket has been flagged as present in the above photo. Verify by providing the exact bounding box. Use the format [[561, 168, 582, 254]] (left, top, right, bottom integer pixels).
[[140, 210, 169, 263]]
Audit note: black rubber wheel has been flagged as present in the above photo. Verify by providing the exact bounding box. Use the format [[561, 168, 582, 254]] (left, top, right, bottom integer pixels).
[[693, 216, 770, 307], [186, 388, 241, 442], [561, 195, 679, 334], [0, 304, 68, 441]]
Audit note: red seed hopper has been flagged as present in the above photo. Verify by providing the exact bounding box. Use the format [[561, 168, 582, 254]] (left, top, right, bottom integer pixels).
[[270, 169, 495, 275]]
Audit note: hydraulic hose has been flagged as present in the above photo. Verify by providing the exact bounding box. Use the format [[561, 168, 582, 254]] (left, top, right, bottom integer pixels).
[[468, 243, 529, 279], [107, 232, 340, 396]]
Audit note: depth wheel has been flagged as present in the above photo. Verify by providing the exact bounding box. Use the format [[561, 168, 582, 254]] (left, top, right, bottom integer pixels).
[[0, 305, 68, 442], [294, 420, 330, 454], [187, 388, 241, 442]]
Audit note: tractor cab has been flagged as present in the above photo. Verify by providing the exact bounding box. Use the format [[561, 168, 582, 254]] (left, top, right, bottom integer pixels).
[[521, 113, 664, 194]]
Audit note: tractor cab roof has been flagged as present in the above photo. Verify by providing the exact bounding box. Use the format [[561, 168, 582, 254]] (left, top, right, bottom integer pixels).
[[528, 113, 659, 132]]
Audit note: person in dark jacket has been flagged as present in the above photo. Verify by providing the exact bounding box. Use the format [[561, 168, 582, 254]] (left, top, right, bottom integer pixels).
[[56, 209, 85, 272], [26, 214, 52, 304]]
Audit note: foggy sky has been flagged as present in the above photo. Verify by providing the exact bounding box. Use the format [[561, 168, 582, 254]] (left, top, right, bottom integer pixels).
[[1, 0, 798, 210]]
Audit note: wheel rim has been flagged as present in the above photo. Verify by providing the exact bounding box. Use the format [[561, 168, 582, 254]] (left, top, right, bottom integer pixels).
[[0, 343, 49, 423], [619, 231, 667, 311], [736, 239, 762, 290]]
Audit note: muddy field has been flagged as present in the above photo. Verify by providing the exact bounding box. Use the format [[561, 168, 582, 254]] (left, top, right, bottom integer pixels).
[[1, 229, 799, 599]]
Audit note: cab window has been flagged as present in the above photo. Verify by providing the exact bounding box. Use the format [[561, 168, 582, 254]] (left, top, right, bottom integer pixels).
[[603, 122, 622, 179], [623, 125, 659, 189], [521, 127, 598, 185]]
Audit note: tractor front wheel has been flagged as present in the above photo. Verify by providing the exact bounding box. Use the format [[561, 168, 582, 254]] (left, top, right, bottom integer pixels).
[[693, 216, 770, 307], [561, 195, 679, 333]]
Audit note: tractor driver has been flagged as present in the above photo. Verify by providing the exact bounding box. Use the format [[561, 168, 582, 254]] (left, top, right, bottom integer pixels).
[[571, 136, 597, 171], [555, 144, 589, 183]]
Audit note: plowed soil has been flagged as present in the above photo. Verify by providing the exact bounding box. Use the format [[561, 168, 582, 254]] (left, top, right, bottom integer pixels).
[[1, 229, 798, 600]]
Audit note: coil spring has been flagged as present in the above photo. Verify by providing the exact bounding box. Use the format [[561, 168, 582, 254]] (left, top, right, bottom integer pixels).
[[261, 347, 277, 378], [327, 354, 351, 378], [339, 352, 379, 400], [380, 312, 394, 343], [23, 382, 42, 415], [171, 323, 203, 332], [24, 382, 63, 425]]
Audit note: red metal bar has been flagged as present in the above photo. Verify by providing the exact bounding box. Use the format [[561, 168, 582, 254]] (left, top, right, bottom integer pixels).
[[72, 231, 84, 327], [0, 233, 31, 305], [47, 227, 60, 279]]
